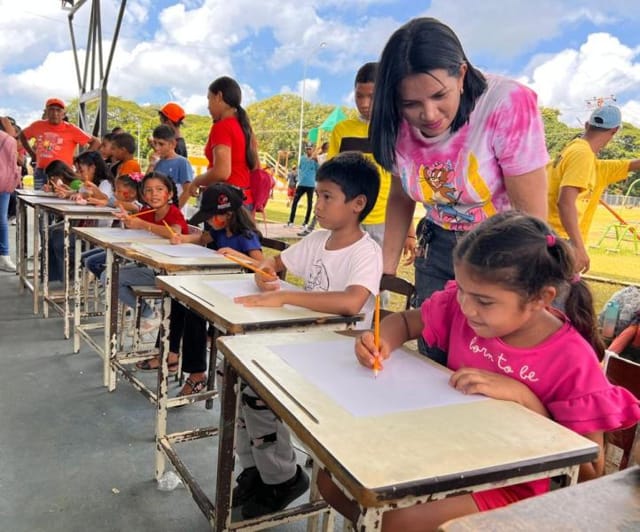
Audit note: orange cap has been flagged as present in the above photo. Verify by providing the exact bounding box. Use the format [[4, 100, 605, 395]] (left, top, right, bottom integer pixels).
[[159, 102, 185, 123], [45, 97, 66, 109]]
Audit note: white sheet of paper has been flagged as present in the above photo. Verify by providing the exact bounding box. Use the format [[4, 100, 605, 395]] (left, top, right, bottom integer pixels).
[[140, 243, 221, 258], [203, 278, 299, 299], [271, 339, 484, 417], [92, 228, 162, 240]]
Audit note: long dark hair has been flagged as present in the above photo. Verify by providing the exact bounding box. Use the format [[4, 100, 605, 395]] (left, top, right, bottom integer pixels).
[[227, 205, 262, 240], [454, 211, 605, 359], [370, 17, 488, 171], [74, 150, 112, 189], [140, 171, 179, 205], [44, 160, 77, 185], [208, 76, 258, 170]]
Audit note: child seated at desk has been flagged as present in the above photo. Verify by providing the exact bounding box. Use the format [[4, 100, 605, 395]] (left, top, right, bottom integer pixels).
[[115, 171, 186, 333], [136, 183, 263, 396], [322, 212, 640, 532], [233, 152, 382, 518]]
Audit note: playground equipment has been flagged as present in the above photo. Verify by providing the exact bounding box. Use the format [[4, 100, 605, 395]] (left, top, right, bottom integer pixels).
[[592, 180, 640, 254]]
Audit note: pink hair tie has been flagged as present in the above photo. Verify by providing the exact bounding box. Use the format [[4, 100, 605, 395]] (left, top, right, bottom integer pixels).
[[129, 172, 144, 182], [570, 273, 581, 284], [546, 234, 556, 247]]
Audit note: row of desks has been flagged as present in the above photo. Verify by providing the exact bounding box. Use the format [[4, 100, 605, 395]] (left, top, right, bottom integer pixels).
[[13, 189, 600, 531]]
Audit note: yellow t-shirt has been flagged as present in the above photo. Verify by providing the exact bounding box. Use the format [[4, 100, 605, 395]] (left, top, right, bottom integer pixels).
[[327, 118, 391, 225], [547, 138, 629, 241]]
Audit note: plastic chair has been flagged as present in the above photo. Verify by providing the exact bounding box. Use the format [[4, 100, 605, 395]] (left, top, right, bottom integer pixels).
[[603, 351, 640, 473]]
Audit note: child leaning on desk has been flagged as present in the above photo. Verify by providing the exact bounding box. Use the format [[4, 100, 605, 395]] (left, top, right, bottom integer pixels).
[[318, 211, 640, 532], [140, 183, 265, 396], [232, 152, 382, 519], [114, 171, 187, 334]]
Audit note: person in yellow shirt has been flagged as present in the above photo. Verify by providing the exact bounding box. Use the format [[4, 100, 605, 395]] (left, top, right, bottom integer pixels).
[[298, 62, 416, 260], [547, 105, 640, 273]]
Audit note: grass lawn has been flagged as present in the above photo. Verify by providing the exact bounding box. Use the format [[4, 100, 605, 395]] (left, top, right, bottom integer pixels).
[[263, 185, 639, 312]]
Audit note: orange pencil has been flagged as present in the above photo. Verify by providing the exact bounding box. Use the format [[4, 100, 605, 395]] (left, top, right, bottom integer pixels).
[[222, 252, 278, 281], [162, 220, 176, 237], [373, 294, 382, 378], [127, 208, 158, 218]]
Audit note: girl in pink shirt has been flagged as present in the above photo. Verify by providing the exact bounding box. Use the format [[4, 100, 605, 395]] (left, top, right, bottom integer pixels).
[[320, 211, 640, 532]]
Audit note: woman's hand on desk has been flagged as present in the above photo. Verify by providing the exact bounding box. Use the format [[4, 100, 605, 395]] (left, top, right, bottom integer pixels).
[[355, 331, 391, 370]]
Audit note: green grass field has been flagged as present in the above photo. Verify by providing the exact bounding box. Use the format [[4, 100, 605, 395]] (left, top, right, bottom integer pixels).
[[263, 186, 640, 311]]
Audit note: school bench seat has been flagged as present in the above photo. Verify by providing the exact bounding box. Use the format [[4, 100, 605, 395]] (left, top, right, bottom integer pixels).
[[437, 466, 640, 531]]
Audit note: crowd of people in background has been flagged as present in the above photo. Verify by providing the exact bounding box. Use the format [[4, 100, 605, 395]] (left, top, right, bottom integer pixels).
[[2, 15, 640, 530]]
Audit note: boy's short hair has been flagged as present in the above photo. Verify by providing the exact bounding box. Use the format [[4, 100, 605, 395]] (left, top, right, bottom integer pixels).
[[355, 62, 377, 85], [112, 132, 136, 155], [316, 151, 379, 221], [152, 124, 176, 141]]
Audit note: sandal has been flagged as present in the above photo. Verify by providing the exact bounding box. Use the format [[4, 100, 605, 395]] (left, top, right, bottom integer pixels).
[[177, 377, 207, 397], [135, 355, 179, 374]]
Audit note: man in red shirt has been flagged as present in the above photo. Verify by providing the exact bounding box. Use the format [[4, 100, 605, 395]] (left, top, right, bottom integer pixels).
[[20, 97, 100, 189]]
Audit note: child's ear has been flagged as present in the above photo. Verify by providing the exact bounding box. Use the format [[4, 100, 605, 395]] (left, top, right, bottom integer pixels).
[[352, 194, 367, 214], [536, 286, 557, 308]]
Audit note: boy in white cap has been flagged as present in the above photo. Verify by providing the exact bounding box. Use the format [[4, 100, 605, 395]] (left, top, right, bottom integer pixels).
[[547, 104, 640, 273]]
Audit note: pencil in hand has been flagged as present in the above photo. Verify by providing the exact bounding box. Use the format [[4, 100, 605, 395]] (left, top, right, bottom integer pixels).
[[221, 252, 278, 281], [162, 220, 177, 237], [373, 294, 382, 378], [126, 208, 158, 218]]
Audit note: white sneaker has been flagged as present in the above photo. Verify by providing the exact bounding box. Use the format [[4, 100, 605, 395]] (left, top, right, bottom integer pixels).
[[0, 255, 16, 272], [284, 222, 294, 228]]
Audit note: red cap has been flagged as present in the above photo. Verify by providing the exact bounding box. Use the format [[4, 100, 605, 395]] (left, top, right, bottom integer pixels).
[[45, 97, 66, 109], [159, 102, 185, 123]]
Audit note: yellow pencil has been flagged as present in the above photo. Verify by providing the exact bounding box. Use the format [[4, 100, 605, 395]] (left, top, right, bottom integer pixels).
[[222, 252, 278, 281], [162, 220, 176, 237], [127, 208, 158, 218], [373, 294, 382, 378]]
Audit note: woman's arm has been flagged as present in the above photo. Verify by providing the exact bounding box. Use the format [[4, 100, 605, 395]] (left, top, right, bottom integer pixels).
[[383, 177, 416, 274], [504, 167, 548, 221], [190, 145, 232, 193]]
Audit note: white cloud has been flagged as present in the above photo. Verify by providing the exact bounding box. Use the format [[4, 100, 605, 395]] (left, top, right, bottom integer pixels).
[[522, 33, 640, 127]]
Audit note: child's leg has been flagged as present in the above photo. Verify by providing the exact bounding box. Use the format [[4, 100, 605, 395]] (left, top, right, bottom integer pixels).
[[302, 188, 313, 226], [117, 264, 156, 317], [83, 249, 107, 279], [317, 469, 478, 532]]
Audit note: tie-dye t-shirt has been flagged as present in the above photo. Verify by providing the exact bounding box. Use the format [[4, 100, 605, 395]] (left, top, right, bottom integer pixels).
[[394, 75, 549, 231]]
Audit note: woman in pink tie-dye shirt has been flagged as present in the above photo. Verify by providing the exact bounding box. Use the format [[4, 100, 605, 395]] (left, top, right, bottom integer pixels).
[[370, 17, 549, 365]]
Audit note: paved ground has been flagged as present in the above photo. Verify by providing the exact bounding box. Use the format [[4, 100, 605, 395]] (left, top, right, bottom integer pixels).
[[0, 220, 335, 532]]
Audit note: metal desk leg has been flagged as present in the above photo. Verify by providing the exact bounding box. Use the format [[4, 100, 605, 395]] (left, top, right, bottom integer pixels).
[[214, 358, 239, 532], [42, 209, 49, 318], [16, 196, 25, 293], [73, 235, 83, 352], [155, 293, 172, 481], [107, 255, 120, 391], [33, 205, 41, 315], [62, 217, 71, 339]]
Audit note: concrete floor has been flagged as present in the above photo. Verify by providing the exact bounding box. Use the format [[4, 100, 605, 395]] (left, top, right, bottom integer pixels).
[[0, 222, 327, 532]]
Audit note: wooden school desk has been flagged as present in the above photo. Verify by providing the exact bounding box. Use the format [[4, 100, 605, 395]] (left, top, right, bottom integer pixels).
[[102, 240, 242, 392], [153, 275, 363, 530], [216, 330, 600, 532], [71, 226, 164, 379], [14, 192, 75, 315], [37, 202, 118, 338], [437, 466, 640, 531]]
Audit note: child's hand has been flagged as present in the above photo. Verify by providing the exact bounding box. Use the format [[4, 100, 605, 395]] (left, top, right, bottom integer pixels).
[[169, 233, 183, 245], [355, 331, 391, 369], [86, 196, 108, 206], [255, 269, 280, 291], [449, 368, 536, 405], [234, 291, 285, 307]]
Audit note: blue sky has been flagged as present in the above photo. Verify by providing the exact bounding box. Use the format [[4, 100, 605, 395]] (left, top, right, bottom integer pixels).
[[2, 0, 640, 130]]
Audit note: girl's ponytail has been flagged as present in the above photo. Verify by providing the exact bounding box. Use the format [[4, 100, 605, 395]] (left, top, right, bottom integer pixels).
[[236, 105, 258, 170], [564, 278, 606, 360]]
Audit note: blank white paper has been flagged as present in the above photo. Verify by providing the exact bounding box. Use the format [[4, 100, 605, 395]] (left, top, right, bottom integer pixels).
[[140, 243, 221, 258], [271, 338, 483, 417], [203, 278, 299, 300]]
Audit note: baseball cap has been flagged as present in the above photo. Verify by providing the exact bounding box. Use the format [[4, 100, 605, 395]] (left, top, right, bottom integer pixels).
[[159, 102, 185, 124], [189, 183, 244, 225], [45, 97, 66, 109], [588, 105, 621, 129]]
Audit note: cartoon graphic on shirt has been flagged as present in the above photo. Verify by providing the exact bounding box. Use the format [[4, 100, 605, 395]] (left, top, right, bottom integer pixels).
[[305, 259, 329, 292], [418, 160, 477, 223]]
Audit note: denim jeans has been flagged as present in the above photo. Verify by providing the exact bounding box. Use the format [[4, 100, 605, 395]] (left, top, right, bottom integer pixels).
[[414, 218, 466, 365], [0, 192, 9, 255], [117, 264, 156, 318], [81, 248, 106, 279]]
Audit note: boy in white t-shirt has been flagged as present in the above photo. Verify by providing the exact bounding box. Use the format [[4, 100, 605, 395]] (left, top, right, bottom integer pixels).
[[232, 151, 382, 518]]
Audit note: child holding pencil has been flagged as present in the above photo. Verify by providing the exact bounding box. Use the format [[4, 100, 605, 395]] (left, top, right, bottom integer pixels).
[[232, 152, 383, 518], [115, 171, 187, 334], [144, 183, 264, 395], [320, 212, 640, 532]]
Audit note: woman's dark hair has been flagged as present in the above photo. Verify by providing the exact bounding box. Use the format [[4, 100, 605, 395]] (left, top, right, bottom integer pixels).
[[140, 171, 179, 205], [454, 211, 605, 359], [44, 160, 77, 184], [115, 174, 142, 202], [74, 150, 112, 189], [208, 76, 258, 170], [370, 17, 488, 171]]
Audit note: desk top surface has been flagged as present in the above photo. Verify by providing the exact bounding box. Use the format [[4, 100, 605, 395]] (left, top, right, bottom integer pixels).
[[72, 226, 165, 246], [16, 189, 56, 198], [109, 240, 241, 273], [218, 330, 599, 506], [17, 195, 76, 206], [156, 274, 360, 333], [37, 202, 118, 215]]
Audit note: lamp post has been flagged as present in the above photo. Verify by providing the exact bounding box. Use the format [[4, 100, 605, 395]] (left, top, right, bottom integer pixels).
[[297, 41, 326, 166]]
